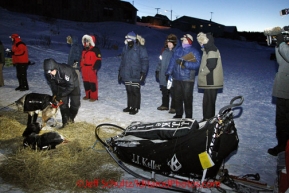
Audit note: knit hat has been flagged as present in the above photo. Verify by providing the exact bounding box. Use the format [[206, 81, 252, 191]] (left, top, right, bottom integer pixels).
[[9, 34, 20, 39], [181, 34, 193, 45], [125, 31, 136, 41], [197, 32, 209, 45]]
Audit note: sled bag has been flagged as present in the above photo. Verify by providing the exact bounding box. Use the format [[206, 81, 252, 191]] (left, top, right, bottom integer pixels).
[[124, 119, 199, 140], [109, 119, 239, 178]]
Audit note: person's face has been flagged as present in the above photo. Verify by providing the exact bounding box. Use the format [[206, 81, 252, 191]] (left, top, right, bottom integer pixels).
[[47, 69, 56, 76], [182, 38, 189, 44], [167, 42, 174, 49]]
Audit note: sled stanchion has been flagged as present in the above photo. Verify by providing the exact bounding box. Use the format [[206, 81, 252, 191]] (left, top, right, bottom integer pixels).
[[218, 95, 244, 114], [95, 123, 125, 148]]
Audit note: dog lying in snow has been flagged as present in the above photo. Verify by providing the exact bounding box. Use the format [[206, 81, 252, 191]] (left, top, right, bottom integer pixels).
[[22, 122, 64, 150], [15, 93, 62, 128]]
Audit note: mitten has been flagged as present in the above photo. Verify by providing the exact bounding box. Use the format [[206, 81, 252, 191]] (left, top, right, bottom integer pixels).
[[166, 75, 169, 81], [176, 58, 184, 66], [93, 63, 100, 70], [55, 95, 62, 102]]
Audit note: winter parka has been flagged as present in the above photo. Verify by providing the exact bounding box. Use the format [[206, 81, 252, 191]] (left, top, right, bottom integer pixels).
[[11, 35, 29, 64], [119, 41, 149, 82], [166, 45, 201, 81], [273, 42, 289, 99], [198, 34, 223, 89], [67, 36, 82, 69], [43, 58, 80, 98], [156, 46, 176, 86], [0, 41, 5, 65]]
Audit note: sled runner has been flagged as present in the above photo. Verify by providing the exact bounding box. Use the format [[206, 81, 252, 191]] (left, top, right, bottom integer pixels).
[[94, 96, 272, 192]]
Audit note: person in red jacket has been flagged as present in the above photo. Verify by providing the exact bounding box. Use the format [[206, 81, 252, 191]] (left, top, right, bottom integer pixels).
[[8, 34, 30, 91], [80, 34, 101, 102]]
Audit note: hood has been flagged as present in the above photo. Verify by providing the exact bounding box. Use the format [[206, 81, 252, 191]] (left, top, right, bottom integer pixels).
[[197, 32, 217, 52], [10, 33, 21, 42], [82, 34, 95, 47], [43, 58, 59, 73], [203, 33, 217, 52]]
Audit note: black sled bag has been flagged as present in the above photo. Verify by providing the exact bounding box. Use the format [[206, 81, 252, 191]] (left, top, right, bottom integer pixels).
[[109, 119, 239, 178]]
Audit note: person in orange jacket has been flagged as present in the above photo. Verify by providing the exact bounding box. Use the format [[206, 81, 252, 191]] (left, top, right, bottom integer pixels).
[[7, 34, 30, 91], [80, 34, 101, 102]]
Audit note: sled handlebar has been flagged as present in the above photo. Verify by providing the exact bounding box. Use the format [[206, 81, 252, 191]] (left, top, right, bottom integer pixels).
[[218, 96, 244, 115]]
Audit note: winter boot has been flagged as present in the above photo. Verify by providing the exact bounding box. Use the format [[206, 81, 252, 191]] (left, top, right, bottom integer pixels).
[[123, 107, 132, 112], [60, 108, 71, 128], [69, 108, 79, 124], [129, 108, 138, 115], [19, 79, 29, 91], [267, 145, 285, 156]]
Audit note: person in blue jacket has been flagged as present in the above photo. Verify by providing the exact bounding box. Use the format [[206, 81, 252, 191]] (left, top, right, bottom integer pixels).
[[166, 34, 201, 119], [118, 31, 149, 115]]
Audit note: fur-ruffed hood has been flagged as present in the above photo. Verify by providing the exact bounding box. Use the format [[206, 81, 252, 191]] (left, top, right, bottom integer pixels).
[[124, 34, 145, 45], [82, 34, 96, 47], [197, 32, 217, 52], [264, 27, 282, 36], [197, 32, 208, 45]]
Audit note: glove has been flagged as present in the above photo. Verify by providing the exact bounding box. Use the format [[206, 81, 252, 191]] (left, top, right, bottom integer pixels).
[[53, 95, 62, 102], [166, 75, 169, 81], [93, 63, 100, 70], [276, 34, 284, 47], [118, 71, 122, 84], [140, 72, 146, 82], [176, 58, 184, 66], [73, 61, 78, 68], [155, 71, 159, 81]]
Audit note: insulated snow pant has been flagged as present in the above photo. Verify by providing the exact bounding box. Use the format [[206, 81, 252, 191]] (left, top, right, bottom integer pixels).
[[173, 80, 194, 118], [125, 82, 141, 110], [59, 87, 81, 124], [16, 63, 29, 89], [202, 89, 218, 120], [81, 65, 98, 100], [160, 85, 170, 108], [160, 85, 175, 109], [276, 97, 289, 148]]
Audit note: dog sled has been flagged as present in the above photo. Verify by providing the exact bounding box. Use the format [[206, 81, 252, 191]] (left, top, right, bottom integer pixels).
[[94, 96, 273, 192]]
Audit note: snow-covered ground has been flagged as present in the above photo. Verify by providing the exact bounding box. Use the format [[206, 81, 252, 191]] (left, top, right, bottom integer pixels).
[[0, 7, 279, 192]]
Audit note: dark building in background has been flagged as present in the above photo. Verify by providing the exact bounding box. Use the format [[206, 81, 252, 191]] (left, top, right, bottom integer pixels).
[[172, 16, 226, 37], [141, 14, 171, 27], [0, 0, 137, 24]]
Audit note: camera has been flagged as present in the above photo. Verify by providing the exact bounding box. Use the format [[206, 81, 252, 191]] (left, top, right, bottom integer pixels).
[[264, 26, 289, 46]]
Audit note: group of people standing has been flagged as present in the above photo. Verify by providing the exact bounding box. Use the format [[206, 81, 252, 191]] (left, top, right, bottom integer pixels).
[[4, 31, 224, 127], [154, 32, 224, 121]]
